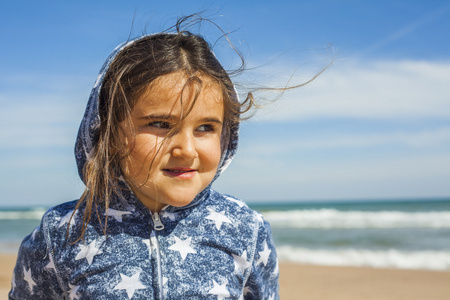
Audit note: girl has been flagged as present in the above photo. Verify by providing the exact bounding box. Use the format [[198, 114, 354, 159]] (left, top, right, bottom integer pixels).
[[10, 18, 279, 299]]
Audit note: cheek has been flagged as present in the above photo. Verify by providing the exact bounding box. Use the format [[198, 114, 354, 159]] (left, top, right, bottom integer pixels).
[[204, 138, 222, 169], [126, 137, 161, 175]]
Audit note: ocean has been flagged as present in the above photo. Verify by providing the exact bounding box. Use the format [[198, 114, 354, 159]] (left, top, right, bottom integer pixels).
[[2, 199, 449, 271]]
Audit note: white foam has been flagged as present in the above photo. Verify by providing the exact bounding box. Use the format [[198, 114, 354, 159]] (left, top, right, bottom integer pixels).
[[0, 209, 45, 220], [276, 246, 450, 271], [263, 209, 450, 228]]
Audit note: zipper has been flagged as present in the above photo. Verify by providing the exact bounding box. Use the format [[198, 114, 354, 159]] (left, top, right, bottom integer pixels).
[[152, 211, 165, 231], [150, 211, 164, 299]]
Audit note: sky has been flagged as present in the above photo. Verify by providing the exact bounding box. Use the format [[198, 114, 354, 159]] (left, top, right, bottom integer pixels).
[[1, 0, 449, 207]]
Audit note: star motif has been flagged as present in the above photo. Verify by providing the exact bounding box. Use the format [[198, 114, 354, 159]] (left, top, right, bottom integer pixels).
[[268, 293, 275, 300], [256, 241, 271, 267], [11, 271, 16, 291], [113, 271, 146, 299], [255, 213, 264, 224], [31, 226, 39, 240], [59, 210, 77, 227], [142, 239, 151, 252], [162, 211, 177, 221], [68, 284, 80, 300], [232, 250, 251, 274], [23, 267, 36, 292], [205, 208, 232, 230], [105, 208, 132, 222], [75, 240, 103, 265], [227, 197, 245, 208], [168, 236, 196, 260], [273, 258, 279, 276], [163, 277, 168, 286], [44, 253, 56, 271], [207, 280, 230, 300]]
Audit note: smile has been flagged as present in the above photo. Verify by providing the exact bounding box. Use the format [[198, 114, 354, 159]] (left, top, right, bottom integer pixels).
[[162, 168, 197, 179]]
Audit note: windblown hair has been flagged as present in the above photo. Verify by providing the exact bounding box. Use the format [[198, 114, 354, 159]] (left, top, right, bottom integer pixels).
[[72, 15, 326, 241], [72, 16, 255, 241]]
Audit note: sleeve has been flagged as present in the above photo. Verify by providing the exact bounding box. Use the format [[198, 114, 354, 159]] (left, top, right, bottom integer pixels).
[[9, 215, 66, 299], [244, 217, 280, 300]]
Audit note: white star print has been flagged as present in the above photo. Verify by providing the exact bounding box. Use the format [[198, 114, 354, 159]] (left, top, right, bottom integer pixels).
[[256, 241, 271, 267], [142, 239, 151, 251], [227, 197, 245, 208], [59, 210, 77, 227], [163, 276, 168, 286], [113, 271, 146, 299], [44, 253, 55, 271], [207, 280, 230, 300], [162, 211, 177, 221], [31, 227, 39, 240], [75, 240, 103, 265], [273, 258, 279, 276], [68, 284, 80, 300], [23, 267, 36, 292], [268, 293, 275, 300], [11, 271, 16, 291], [232, 250, 251, 274], [105, 208, 132, 222], [168, 236, 196, 260], [205, 208, 232, 230], [255, 213, 264, 224]]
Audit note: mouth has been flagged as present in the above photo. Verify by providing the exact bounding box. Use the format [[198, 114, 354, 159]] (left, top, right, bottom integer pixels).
[[162, 168, 197, 179]]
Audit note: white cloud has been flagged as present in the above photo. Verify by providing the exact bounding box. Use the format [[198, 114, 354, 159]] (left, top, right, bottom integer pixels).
[[237, 126, 450, 156], [253, 59, 450, 121], [215, 151, 450, 201]]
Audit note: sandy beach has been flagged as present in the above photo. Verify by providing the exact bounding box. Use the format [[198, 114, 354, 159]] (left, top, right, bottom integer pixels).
[[2, 254, 449, 299]]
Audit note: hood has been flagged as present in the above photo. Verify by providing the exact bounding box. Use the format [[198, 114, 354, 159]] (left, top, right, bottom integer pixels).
[[74, 34, 239, 186]]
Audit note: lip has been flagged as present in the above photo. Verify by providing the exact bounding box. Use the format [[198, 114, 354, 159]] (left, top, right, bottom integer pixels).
[[162, 168, 197, 179]]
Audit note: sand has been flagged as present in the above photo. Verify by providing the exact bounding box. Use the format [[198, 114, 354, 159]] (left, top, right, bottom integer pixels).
[[1, 254, 449, 299]]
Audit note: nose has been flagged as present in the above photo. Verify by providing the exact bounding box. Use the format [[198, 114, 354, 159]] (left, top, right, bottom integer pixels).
[[170, 130, 198, 160]]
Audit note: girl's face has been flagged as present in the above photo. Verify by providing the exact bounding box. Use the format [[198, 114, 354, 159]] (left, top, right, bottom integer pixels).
[[120, 72, 224, 212]]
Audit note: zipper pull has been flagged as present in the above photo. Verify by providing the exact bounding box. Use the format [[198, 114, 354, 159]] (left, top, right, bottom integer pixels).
[[152, 212, 165, 231]]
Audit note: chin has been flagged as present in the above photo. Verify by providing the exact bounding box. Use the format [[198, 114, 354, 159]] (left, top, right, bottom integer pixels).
[[166, 196, 196, 208]]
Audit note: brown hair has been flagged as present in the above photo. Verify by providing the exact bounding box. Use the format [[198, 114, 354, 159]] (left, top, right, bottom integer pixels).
[[72, 16, 254, 241], [71, 15, 326, 241]]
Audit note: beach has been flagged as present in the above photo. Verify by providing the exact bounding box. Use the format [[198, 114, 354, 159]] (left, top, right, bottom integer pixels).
[[1, 255, 449, 299], [279, 263, 450, 300], [2, 200, 450, 298]]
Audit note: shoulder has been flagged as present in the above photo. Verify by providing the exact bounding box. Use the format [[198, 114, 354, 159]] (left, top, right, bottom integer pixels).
[[208, 191, 275, 245], [10, 201, 80, 298], [204, 190, 272, 244], [44, 200, 79, 219], [40, 200, 79, 231], [207, 189, 264, 223], [33, 199, 82, 254]]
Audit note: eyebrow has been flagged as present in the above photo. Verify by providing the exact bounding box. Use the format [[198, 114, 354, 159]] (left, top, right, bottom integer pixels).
[[139, 114, 223, 124], [139, 114, 174, 121]]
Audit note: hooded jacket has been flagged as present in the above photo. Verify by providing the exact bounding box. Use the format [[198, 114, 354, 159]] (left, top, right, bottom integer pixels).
[[9, 35, 279, 300]]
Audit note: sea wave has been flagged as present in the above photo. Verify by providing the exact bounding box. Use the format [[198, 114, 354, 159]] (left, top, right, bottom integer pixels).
[[0, 209, 46, 220], [276, 246, 450, 271], [263, 209, 450, 229]]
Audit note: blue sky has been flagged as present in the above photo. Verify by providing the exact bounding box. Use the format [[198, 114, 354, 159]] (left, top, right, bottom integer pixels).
[[1, 0, 449, 206]]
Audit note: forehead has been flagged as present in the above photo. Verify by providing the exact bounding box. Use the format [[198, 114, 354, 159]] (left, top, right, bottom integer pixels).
[[132, 72, 224, 116]]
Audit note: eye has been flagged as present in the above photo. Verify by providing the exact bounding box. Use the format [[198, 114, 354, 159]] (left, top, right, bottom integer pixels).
[[197, 124, 215, 132], [148, 121, 171, 129]]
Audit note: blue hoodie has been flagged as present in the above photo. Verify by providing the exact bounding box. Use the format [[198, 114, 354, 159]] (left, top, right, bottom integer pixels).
[[9, 35, 279, 300]]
